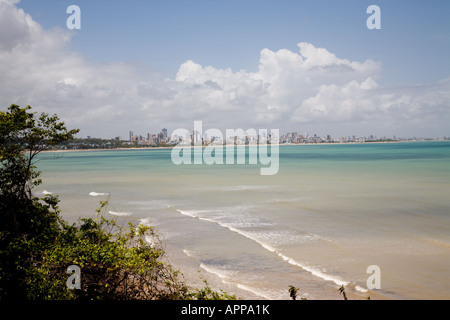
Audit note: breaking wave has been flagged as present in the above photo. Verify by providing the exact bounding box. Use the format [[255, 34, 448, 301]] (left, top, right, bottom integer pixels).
[[176, 208, 367, 293], [108, 211, 133, 216], [89, 192, 109, 196]]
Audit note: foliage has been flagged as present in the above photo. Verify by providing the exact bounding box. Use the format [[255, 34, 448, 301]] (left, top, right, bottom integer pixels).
[[185, 274, 236, 300], [0, 104, 79, 299], [26, 201, 190, 300], [338, 285, 348, 300], [0, 104, 79, 233], [288, 285, 298, 300], [0, 104, 235, 301]]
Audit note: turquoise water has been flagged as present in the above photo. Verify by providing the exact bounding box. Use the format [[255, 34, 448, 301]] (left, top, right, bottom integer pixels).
[[36, 141, 450, 300]]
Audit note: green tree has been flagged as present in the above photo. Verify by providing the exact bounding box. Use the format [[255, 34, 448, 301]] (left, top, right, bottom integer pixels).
[[0, 104, 235, 301], [0, 104, 79, 233], [26, 201, 192, 300], [0, 104, 79, 299]]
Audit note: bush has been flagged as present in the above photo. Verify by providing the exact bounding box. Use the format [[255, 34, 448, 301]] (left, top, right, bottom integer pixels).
[[25, 200, 190, 300], [0, 105, 235, 300]]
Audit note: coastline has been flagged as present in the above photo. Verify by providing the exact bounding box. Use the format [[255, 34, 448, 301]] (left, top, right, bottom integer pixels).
[[39, 146, 173, 153], [39, 139, 447, 154]]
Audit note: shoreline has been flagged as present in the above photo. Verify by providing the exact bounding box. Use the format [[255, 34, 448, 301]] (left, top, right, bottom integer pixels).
[[39, 139, 448, 154], [39, 146, 174, 153]]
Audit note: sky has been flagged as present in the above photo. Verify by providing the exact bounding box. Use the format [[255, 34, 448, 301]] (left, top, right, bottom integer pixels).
[[1, 0, 449, 139]]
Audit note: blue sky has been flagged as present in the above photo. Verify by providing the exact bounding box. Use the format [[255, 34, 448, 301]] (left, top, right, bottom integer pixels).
[[17, 0, 450, 84], [1, 0, 449, 138]]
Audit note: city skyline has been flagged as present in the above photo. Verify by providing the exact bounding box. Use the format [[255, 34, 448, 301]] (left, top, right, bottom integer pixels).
[[86, 125, 449, 145], [1, 1, 449, 139]]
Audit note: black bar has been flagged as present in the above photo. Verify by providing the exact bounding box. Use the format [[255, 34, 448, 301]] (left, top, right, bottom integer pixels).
[[1, 300, 446, 319]]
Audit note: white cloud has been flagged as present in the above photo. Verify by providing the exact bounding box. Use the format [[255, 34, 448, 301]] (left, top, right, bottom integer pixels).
[[0, 1, 449, 138]]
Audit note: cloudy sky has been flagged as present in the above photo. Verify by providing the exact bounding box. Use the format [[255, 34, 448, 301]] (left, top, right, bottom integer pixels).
[[1, 0, 449, 139]]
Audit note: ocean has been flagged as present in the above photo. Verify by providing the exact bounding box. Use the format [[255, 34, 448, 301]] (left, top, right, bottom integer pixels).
[[35, 141, 450, 300]]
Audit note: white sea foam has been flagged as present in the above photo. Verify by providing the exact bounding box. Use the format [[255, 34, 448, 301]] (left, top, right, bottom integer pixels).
[[139, 217, 153, 226], [176, 209, 221, 225], [145, 235, 157, 248], [200, 263, 237, 280], [182, 249, 195, 257], [89, 192, 109, 196], [176, 209, 200, 218], [235, 283, 275, 300], [108, 211, 133, 216], [176, 208, 368, 293], [42, 190, 53, 195], [276, 252, 367, 292], [200, 263, 274, 300]]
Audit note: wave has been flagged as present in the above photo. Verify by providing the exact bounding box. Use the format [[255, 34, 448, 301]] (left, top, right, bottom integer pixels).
[[200, 263, 236, 280], [234, 283, 276, 300], [176, 208, 367, 293], [273, 197, 307, 204], [182, 249, 196, 257], [145, 235, 157, 248], [276, 252, 367, 292], [108, 211, 133, 216], [42, 190, 53, 195], [89, 192, 109, 196], [223, 185, 273, 191], [176, 209, 222, 224], [139, 217, 153, 226], [199, 263, 275, 300], [420, 237, 450, 249]]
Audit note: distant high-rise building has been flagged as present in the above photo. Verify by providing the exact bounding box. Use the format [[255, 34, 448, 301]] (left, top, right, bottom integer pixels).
[[162, 128, 168, 139]]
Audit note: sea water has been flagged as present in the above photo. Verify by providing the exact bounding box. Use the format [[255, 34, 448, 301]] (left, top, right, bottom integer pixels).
[[35, 141, 450, 300]]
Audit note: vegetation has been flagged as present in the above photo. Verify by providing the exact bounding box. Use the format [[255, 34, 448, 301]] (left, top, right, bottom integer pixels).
[[0, 104, 235, 300], [288, 285, 298, 300], [53, 137, 174, 150], [338, 285, 348, 300], [0, 104, 80, 299], [288, 284, 367, 300]]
